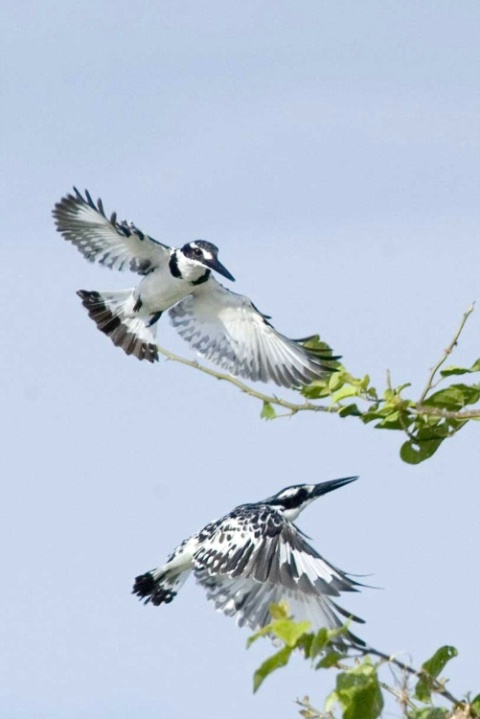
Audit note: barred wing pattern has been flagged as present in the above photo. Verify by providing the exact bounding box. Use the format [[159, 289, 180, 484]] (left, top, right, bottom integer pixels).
[[53, 188, 170, 274], [192, 508, 364, 643], [169, 278, 336, 387]]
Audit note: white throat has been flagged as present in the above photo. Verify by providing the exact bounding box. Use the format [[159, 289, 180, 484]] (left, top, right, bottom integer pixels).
[[281, 506, 304, 522], [176, 251, 209, 283]]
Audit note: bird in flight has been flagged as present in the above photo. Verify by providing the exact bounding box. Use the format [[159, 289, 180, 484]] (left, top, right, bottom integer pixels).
[[53, 188, 339, 388], [133, 476, 365, 647]]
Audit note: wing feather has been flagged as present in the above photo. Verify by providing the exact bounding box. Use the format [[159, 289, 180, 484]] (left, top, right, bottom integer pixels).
[[169, 279, 338, 387], [192, 508, 364, 639], [53, 188, 170, 274]]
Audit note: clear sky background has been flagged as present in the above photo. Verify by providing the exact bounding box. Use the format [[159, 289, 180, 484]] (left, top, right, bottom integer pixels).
[[1, 2, 479, 718]]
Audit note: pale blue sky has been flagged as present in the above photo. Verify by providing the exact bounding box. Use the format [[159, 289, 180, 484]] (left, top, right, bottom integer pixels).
[[1, 2, 479, 718]]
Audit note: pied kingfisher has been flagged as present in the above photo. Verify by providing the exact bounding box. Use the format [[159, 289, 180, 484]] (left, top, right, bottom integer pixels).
[[133, 476, 365, 647], [53, 188, 339, 388]]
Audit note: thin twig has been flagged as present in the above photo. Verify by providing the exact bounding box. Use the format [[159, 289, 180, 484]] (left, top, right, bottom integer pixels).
[[386, 368, 393, 392], [379, 680, 417, 713], [295, 696, 327, 719], [364, 646, 461, 706], [155, 343, 332, 414], [417, 304, 476, 406]]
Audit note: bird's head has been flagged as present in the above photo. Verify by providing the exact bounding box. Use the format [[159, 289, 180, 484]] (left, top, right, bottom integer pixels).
[[180, 241, 235, 282], [264, 476, 359, 521]]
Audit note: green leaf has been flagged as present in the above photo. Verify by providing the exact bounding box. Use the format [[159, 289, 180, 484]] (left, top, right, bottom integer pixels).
[[253, 645, 293, 692], [269, 601, 289, 621], [407, 707, 448, 719], [300, 335, 334, 354], [423, 387, 465, 411], [326, 661, 383, 719], [470, 693, 480, 717], [376, 410, 399, 426], [316, 650, 342, 668], [360, 409, 384, 425], [338, 403, 361, 418], [247, 607, 310, 649], [308, 628, 329, 659], [302, 381, 330, 399], [415, 421, 451, 438], [400, 438, 444, 464], [331, 385, 360, 403], [246, 624, 274, 647], [452, 382, 480, 406], [383, 388, 396, 402], [421, 645, 458, 678], [396, 382, 413, 393], [328, 373, 346, 392], [271, 619, 311, 647], [376, 410, 413, 431], [298, 337, 341, 374], [440, 367, 469, 377], [421, 383, 480, 411], [414, 646, 458, 702], [359, 374, 371, 390], [297, 632, 314, 657], [440, 358, 480, 377], [260, 401, 276, 420]]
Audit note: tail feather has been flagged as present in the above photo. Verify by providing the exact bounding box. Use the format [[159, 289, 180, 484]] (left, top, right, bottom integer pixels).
[[133, 567, 190, 606], [77, 289, 159, 362]]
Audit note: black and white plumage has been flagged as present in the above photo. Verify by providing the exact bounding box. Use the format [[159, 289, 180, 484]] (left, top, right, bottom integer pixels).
[[53, 188, 339, 387], [133, 476, 365, 647]]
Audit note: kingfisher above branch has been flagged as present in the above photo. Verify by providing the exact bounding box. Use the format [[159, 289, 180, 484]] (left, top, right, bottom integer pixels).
[[53, 188, 339, 388]]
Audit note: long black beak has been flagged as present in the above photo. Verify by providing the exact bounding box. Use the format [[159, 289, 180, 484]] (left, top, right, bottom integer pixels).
[[206, 256, 235, 282], [311, 476, 359, 498]]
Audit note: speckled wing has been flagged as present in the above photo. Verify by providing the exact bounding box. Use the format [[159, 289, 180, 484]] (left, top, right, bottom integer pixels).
[[168, 278, 337, 387], [192, 509, 364, 638], [53, 188, 170, 274]]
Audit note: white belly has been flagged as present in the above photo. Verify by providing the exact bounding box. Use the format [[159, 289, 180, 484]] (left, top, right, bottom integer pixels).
[[138, 269, 195, 312]]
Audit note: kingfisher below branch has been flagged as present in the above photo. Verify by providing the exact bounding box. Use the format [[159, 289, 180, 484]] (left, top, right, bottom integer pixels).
[[133, 476, 365, 647]]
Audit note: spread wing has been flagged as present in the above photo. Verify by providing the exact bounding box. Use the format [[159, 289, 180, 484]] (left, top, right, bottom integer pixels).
[[53, 187, 170, 274], [168, 278, 339, 388], [192, 511, 364, 641]]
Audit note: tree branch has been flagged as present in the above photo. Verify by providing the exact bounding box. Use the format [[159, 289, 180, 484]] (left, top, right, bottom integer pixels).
[[417, 303, 476, 405], [155, 304, 479, 440], [155, 343, 333, 414], [414, 405, 480, 420], [364, 646, 461, 706]]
